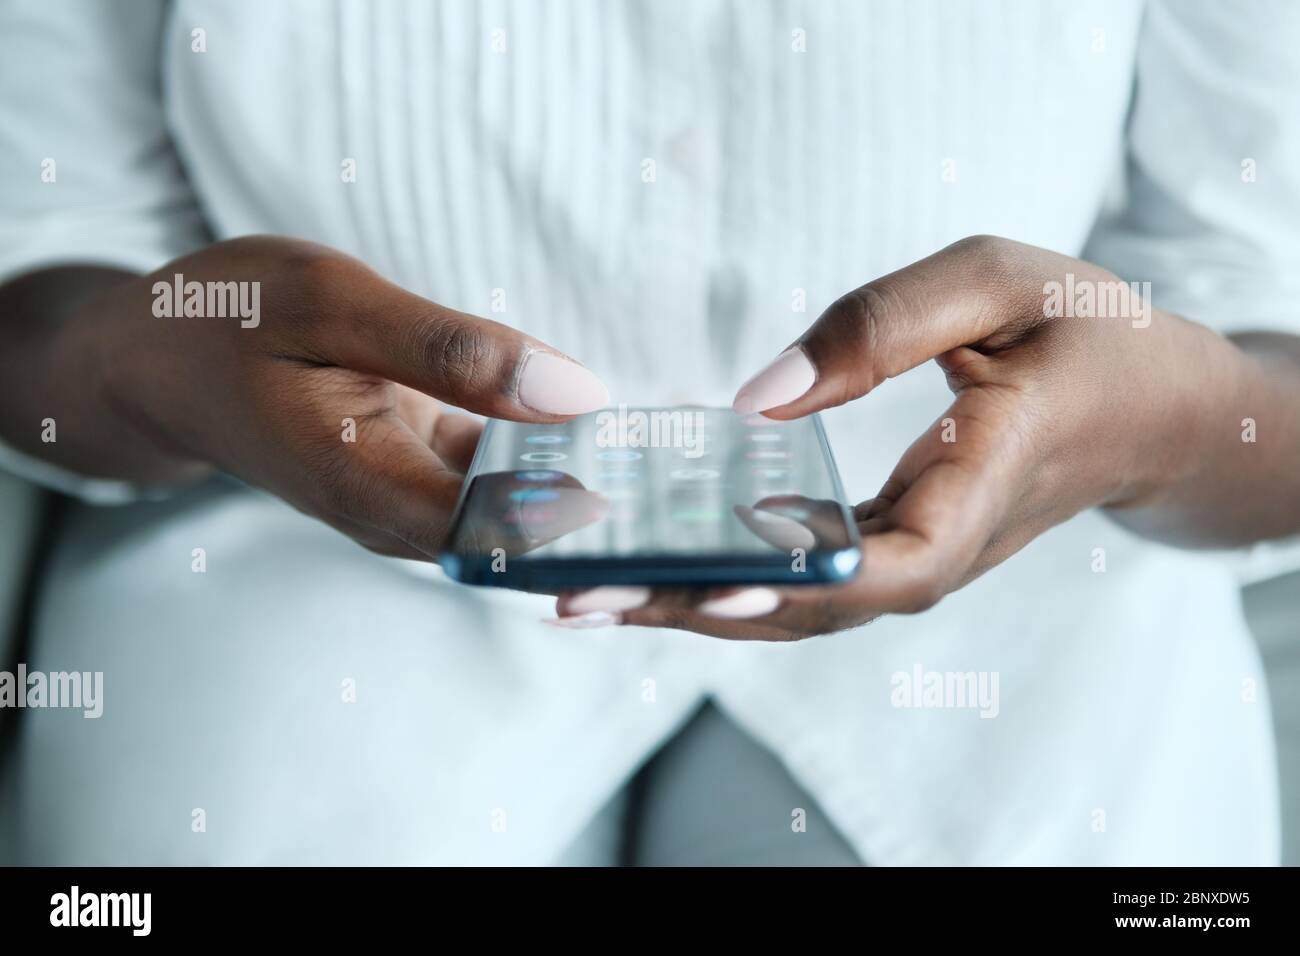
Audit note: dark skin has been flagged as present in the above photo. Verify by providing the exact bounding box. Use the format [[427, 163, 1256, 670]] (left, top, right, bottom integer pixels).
[[557, 236, 1300, 638], [2, 234, 1299, 640], [0, 236, 579, 559]]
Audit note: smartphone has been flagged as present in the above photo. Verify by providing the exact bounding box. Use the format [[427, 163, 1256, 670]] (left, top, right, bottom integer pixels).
[[439, 406, 861, 590]]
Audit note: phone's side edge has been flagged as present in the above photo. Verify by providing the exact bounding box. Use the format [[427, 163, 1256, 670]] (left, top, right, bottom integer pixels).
[[811, 413, 864, 583], [436, 417, 499, 579], [811, 414, 859, 530]]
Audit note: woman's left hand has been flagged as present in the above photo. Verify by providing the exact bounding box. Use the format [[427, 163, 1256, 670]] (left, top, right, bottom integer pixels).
[[551, 235, 1242, 639]]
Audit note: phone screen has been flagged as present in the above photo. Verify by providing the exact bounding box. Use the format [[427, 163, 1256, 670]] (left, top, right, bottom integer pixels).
[[440, 407, 860, 588]]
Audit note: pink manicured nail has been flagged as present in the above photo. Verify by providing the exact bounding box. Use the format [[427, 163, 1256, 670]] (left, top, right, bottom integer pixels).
[[544, 612, 620, 629], [698, 588, 781, 619], [565, 586, 650, 615], [733, 505, 816, 551], [517, 350, 610, 415], [732, 347, 816, 415], [516, 488, 608, 540]]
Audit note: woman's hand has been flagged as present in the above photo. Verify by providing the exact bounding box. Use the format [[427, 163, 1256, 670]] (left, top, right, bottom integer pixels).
[[2, 235, 608, 560], [554, 235, 1300, 639]]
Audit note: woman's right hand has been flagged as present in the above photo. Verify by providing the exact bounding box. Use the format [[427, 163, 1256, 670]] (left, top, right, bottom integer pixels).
[[78, 235, 608, 559]]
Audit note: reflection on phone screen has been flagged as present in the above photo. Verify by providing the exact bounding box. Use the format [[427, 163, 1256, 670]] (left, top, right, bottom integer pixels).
[[448, 408, 856, 562]]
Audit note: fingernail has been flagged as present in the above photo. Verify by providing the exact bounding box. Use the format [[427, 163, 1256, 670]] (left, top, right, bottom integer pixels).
[[516, 488, 608, 539], [732, 346, 816, 415], [734, 505, 817, 551], [517, 350, 610, 415], [544, 611, 620, 629], [698, 588, 781, 619], [565, 586, 650, 615]]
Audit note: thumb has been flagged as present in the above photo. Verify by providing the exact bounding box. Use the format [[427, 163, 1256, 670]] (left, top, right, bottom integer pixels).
[[732, 235, 1036, 419]]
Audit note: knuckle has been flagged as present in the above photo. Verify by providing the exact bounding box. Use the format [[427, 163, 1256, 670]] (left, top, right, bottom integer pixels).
[[208, 234, 296, 268], [831, 285, 880, 343], [950, 234, 1028, 310], [291, 255, 361, 316], [830, 282, 898, 389], [259, 246, 367, 341], [950, 233, 1009, 265], [413, 318, 496, 395], [282, 245, 363, 287]]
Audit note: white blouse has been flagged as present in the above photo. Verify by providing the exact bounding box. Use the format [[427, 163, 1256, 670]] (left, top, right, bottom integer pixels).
[[1, 0, 1298, 863]]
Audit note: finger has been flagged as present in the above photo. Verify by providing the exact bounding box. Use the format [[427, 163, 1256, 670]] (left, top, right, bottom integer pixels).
[[857, 515, 890, 536], [734, 504, 817, 552], [446, 470, 608, 560], [616, 464, 991, 635], [732, 235, 1050, 418], [302, 410, 467, 557], [601, 587, 798, 641], [825, 399, 1013, 612], [342, 435, 603, 561], [390, 386, 484, 473], [553, 493, 853, 633], [555, 411, 1006, 635], [554, 495, 857, 636], [392, 384, 441, 444], [744, 495, 855, 549], [314, 508, 431, 562], [430, 413, 484, 473], [627, 395, 1015, 633], [547, 585, 655, 629], [553, 585, 772, 635], [324, 276, 608, 420], [854, 497, 890, 520]]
